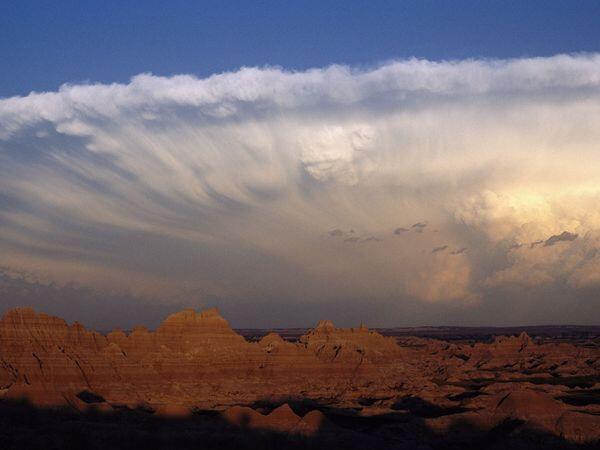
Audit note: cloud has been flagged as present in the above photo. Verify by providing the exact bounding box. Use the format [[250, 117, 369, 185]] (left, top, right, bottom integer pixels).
[[2, 54, 600, 325], [406, 255, 479, 304], [411, 222, 428, 232], [544, 231, 578, 246], [450, 247, 467, 255], [530, 240, 544, 249], [483, 231, 600, 293], [360, 236, 381, 243], [431, 245, 448, 253], [341, 234, 380, 244]]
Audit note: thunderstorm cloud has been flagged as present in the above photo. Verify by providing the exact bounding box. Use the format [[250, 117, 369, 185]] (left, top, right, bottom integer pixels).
[[2, 54, 600, 326]]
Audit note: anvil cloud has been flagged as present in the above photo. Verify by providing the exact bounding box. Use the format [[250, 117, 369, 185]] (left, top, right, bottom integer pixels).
[[1, 54, 600, 327]]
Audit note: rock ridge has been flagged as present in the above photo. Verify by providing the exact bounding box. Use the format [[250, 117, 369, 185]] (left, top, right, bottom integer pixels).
[[0, 307, 598, 444]]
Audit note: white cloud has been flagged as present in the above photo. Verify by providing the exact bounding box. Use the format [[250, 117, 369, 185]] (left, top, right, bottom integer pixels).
[[1, 54, 600, 323], [299, 124, 376, 184]]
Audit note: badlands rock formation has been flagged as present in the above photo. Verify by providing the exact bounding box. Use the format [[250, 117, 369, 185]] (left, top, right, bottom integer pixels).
[[0, 307, 598, 448]]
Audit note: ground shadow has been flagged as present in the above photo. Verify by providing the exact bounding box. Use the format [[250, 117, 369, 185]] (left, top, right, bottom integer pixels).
[[0, 395, 598, 450]]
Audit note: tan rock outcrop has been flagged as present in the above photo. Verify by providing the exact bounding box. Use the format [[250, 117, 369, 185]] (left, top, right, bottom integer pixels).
[[0, 307, 598, 444]]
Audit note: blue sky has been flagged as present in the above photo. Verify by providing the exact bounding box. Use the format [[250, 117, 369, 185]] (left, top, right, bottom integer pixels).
[[2, 0, 600, 98]]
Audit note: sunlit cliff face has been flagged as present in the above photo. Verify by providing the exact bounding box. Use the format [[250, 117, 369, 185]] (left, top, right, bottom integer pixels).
[[1, 54, 600, 327]]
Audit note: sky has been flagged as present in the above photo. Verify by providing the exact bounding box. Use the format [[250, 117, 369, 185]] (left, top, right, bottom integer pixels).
[[1, 2, 600, 329]]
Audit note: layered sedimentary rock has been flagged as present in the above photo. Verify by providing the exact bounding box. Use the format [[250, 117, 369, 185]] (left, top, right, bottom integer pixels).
[[0, 307, 406, 408], [0, 307, 598, 445]]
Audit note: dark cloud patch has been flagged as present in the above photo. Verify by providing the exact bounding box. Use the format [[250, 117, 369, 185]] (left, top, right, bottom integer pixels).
[[328, 228, 356, 238], [509, 242, 523, 250], [431, 245, 448, 254], [530, 240, 544, 249], [544, 231, 578, 247], [362, 236, 382, 243], [411, 222, 427, 233], [394, 227, 409, 235], [342, 235, 381, 244], [450, 247, 467, 255], [329, 229, 379, 243]]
